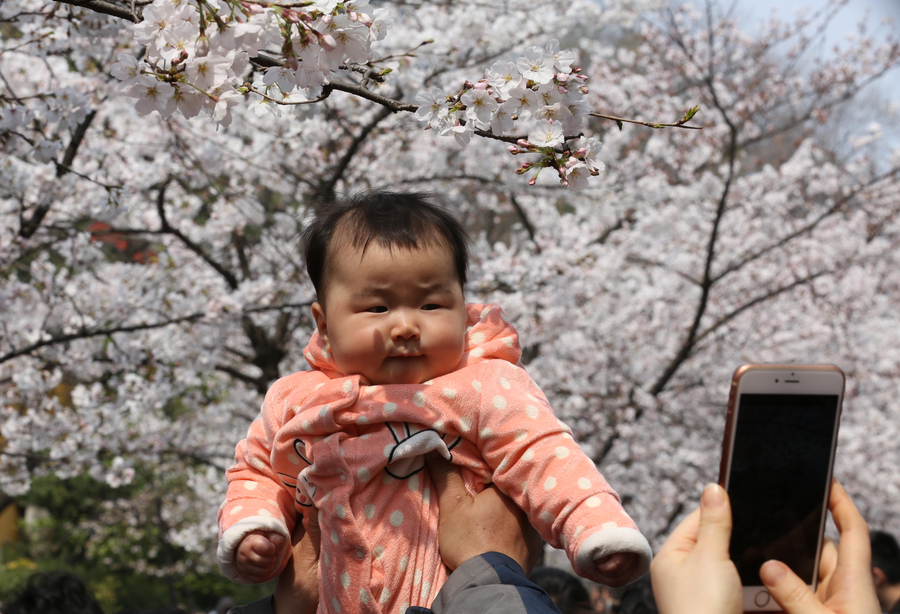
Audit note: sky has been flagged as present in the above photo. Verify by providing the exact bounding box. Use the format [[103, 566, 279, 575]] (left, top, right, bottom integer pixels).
[[724, 0, 900, 157], [733, 0, 900, 102]]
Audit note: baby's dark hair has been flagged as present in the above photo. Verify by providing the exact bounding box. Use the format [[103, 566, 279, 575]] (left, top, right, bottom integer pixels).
[[301, 191, 469, 302]]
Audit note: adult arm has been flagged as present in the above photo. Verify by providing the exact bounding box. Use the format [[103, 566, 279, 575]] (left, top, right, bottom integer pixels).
[[227, 509, 321, 614], [410, 454, 560, 614]]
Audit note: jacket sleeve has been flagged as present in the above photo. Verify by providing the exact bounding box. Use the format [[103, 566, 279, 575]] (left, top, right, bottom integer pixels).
[[472, 361, 652, 585], [408, 553, 562, 614], [217, 372, 310, 583]]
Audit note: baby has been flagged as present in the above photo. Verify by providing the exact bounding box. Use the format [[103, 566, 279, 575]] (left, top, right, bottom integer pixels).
[[217, 191, 652, 614]]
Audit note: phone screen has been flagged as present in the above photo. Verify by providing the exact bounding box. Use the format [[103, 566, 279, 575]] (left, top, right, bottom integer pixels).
[[727, 393, 839, 585]]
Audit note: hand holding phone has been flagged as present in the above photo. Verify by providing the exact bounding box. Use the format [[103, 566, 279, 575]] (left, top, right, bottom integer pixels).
[[718, 364, 845, 611], [651, 480, 879, 614]]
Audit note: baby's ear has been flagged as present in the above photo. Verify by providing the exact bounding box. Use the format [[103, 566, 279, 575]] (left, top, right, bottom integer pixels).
[[311, 302, 330, 351]]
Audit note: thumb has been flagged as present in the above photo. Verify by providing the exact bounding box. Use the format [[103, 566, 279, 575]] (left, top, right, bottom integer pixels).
[[306, 508, 322, 555], [695, 484, 733, 559], [425, 451, 468, 508], [761, 560, 826, 614]]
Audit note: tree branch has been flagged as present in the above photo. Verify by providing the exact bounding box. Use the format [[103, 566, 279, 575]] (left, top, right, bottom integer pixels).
[[153, 179, 240, 291], [317, 104, 394, 200], [0, 302, 312, 365], [55, 0, 140, 22], [19, 110, 98, 239], [0, 313, 205, 365]]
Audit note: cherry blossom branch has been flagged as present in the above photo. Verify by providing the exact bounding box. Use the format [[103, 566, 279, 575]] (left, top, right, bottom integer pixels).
[[55, 0, 141, 23], [0, 302, 313, 365], [317, 105, 393, 199], [649, 111, 737, 396], [19, 110, 98, 239], [711, 166, 900, 284], [694, 269, 835, 347], [152, 179, 240, 291], [0, 313, 204, 364], [509, 194, 537, 245], [588, 106, 702, 131], [245, 84, 331, 106]]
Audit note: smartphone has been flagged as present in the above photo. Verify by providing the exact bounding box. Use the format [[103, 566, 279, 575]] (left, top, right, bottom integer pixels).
[[718, 364, 845, 612]]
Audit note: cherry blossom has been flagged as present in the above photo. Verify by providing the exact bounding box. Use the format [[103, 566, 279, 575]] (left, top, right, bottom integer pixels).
[[1, 0, 899, 587]]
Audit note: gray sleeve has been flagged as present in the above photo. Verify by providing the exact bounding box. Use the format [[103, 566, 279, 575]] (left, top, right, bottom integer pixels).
[[421, 552, 562, 614], [227, 595, 274, 614]]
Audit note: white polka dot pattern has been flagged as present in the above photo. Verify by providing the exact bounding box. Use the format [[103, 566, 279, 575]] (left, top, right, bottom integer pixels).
[[221, 303, 644, 614]]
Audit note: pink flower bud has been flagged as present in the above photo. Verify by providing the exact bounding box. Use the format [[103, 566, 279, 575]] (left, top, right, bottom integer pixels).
[[528, 176, 537, 186], [580, 86, 589, 94], [474, 80, 488, 90], [317, 32, 337, 51], [565, 158, 579, 168], [358, 13, 372, 26], [282, 8, 299, 22], [575, 147, 586, 157], [242, 2, 265, 14], [507, 145, 519, 155], [572, 67, 582, 73], [179, 49, 189, 62], [556, 73, 569, 83], [558, 85, 567, 94], [195, 35, 210, 57], [515, 167, 527, 175], [348, 10, 358, 20], [560, 179, 569, 187], [320, 14, 332, 25], [517, 139, 530, 148], [288, 57, 299, 70]]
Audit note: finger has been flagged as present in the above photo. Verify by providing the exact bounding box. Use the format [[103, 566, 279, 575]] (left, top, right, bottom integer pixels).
[[249, 535, 276, 556], [695, 484, 733, 559], [305, 508, 322, 555], [655, 507, 701, 558], [761, 560, 826, 614], [828, 481, 871, 571], [818, 537, 837, 584], [290, 518, 308, 548], [269, 531, 287, 553], [425, 451, 468, 508]]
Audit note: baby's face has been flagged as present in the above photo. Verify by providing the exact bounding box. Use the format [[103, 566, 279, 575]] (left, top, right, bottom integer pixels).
[[312, 240, 467, 385]]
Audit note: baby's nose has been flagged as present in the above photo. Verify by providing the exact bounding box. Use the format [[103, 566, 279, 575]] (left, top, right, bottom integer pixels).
[[391, 310, 420, 339]]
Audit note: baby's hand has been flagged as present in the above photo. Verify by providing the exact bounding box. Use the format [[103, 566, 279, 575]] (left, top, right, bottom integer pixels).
[[595, 552, 639, 587], [236, 531, 288, 583]]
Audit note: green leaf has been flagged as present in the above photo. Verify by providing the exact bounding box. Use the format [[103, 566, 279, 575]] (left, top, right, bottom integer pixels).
[[616, 120, 623, 131], [681, 105, 701, 123]]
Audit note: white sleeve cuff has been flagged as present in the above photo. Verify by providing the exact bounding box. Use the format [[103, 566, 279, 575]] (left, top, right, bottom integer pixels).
[[575, 526, 653, 584]]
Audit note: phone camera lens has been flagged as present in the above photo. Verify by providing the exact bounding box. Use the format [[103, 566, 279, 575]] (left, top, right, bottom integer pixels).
[[775, 379, 779, 383]]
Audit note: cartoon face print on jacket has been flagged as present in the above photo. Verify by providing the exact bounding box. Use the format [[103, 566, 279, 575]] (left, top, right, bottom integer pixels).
[[311, 239, 468, 386]]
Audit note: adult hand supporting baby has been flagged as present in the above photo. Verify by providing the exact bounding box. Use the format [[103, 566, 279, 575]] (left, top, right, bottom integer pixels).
[[272, 510, 321, 614], [426, 452, 543, 574]]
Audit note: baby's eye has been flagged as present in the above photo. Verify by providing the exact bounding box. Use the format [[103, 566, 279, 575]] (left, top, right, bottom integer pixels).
[[421, 304, 441, 311], [366, 306, 388, 313]]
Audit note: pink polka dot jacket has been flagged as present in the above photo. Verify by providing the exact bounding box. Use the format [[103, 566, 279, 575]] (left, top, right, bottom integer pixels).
[[217, 303, 651, 613]]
